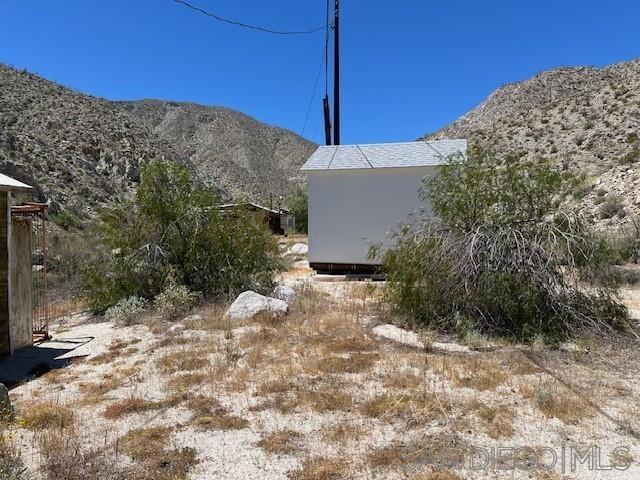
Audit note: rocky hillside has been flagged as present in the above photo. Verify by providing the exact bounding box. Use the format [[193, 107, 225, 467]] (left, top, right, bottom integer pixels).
[[0, 65, 315, 217], [115, 100, 315, 201], [423, 58, 640, 225], [0, 64, 179, 216]]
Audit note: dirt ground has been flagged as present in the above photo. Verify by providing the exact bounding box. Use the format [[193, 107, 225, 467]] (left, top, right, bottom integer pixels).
[[2, 259, 640, 479]]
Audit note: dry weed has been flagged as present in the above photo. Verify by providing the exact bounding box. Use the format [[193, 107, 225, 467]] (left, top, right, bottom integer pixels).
[[521, 380, 591, 424], [468, 399, 515, 438], [103, 397, 166, 419], [19, 402, 74, 430], [156, 350, 210, 374], [288, 457, 348, 480], [257, 429, 302, 455]]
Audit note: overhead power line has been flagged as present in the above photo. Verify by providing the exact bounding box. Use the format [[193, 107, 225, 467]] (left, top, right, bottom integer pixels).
[[301, 48, 327, 137], [173, 0, 329, 35]]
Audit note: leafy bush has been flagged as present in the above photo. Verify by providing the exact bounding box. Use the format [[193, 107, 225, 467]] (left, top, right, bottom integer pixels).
[[82, 159, 281, 312], [286, 186, 308, 234], [379, 146, 628, 343], [154, 284, 202, 321], [105, 296, 148, 326]]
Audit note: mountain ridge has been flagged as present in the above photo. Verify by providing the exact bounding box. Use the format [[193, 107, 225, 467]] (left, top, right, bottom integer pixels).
[[422, 57, 640, 224], [0, 64, 315, 217]]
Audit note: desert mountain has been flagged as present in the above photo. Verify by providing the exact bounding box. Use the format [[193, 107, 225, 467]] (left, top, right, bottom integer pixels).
[[423, 58, 640, 225], [115, 100, 315, 202], [0, 64, 315, 217]]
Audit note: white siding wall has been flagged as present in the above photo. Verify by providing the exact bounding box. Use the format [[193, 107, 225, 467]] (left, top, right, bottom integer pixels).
[[308, 166, 435, 265]]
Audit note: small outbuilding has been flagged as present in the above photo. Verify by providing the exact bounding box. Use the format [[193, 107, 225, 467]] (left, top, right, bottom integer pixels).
[[300, 140, 467, 273], [0, 174, 35, 356]]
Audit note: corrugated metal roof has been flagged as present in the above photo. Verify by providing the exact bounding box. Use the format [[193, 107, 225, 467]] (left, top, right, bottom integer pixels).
[[300, 139, 467, 171], [0, 173, 32, 192]]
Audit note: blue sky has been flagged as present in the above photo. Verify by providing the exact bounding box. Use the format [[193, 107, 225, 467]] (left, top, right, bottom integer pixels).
[[0, 1, 638, 145]]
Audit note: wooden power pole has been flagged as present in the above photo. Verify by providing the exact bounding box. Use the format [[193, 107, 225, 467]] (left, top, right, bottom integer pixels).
[[333, 0, 340, 145]]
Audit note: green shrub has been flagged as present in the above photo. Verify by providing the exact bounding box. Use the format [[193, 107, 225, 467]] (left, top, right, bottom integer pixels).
[[82, 159, 281, 313], [286, 186, 308, 234], [378, 146, 628, 343], [599, 196, 626, 219], [154, 284, 201, 321], [105, 296, 148, 326], [49, 210, 82, 231]]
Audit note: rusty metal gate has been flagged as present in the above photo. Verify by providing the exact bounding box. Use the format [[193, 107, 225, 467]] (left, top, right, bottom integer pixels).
[[11, 203, 49, 342]]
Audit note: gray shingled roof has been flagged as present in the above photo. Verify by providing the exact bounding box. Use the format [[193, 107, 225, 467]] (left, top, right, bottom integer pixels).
[[300, 139, 467, 171]]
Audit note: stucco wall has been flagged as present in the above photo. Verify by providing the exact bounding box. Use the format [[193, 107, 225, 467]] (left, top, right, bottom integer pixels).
[[0, 193, 8, 356], [307, 166, 435, 265], [9, 217, 32, 351]]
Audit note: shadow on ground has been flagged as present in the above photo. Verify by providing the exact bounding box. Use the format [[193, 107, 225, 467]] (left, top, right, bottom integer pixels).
[[0, 336, 93, 389]]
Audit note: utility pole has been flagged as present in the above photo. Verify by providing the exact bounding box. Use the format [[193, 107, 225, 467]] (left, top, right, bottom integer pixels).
[[333, 0, 340, 145], [323, 95, 332, 145]]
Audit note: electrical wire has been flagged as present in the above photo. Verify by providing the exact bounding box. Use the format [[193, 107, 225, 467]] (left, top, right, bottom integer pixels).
[[301, 48, 327, 137], [174, 0, 328, 35]]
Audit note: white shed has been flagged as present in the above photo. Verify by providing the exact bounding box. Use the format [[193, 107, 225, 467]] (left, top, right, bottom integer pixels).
[[300, 140, 467, 273]]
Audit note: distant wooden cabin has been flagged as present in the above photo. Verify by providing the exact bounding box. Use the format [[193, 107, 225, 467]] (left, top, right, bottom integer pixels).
[[216, 202, 290, 235]]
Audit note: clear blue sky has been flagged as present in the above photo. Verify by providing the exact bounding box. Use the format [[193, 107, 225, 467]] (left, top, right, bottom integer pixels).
[[1, 1, 638, 145]]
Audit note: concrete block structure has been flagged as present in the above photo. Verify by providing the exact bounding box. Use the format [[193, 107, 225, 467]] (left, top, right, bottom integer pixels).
[[0, 174, 34, 356]]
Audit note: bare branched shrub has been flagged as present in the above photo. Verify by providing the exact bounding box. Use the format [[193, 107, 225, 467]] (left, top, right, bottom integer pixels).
[[378, 146, 629, 342]]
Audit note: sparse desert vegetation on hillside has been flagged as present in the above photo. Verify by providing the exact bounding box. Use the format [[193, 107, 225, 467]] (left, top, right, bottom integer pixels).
[[424, 58, 640, 225]]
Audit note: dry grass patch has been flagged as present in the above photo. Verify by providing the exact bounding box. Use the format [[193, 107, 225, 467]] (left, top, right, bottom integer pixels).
[[288, 457, 348, 480], [509, 354, 543, 375], [166, 372, 208, 393], [78, 378, 120, 403], [185, 395, 250, 431], [360, 391, 450, 425], [120, 426, 197, 480], [312, 352, 379, 375], [257, 429, 302, 455], [320, 422, 364, 444], [103, 397, 166, 419], [89, 338, 141, 365], [19, 402, 74, 430], [521, 381, 591, 424], [367, 434, 469, 471], [468, 400, 515, 438], [37, 427, 127, 480], [410, 470, 465, 480], [383, 369, 424, 390], [325, 334, 378, 354], [441, 355, 509, 391], [156, 350, 210, 374], [120, 426, 172, 461]]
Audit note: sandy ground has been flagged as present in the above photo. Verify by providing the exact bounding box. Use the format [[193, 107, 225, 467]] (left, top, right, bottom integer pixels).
[[2, 253, 640, 479]]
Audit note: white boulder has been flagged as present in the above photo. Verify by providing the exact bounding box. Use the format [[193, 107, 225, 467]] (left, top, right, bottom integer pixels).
[[287, 243, 308, 256], [168, 324, 186, 334], [372, 324, 472, 354], [372, 324, 424, 349], [224, 291, 288, 322], [273, 284, 296, 303]]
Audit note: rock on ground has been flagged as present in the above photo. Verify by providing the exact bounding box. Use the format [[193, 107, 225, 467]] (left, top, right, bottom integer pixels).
[[273, 284, 296, 303], [224, 291, 288, 322], [168, 324, 186, 334], [0, 383, 13, 419], [287, 243, 308, 256], [372, 324, 472, 354], [372, 324, 424, 349]]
